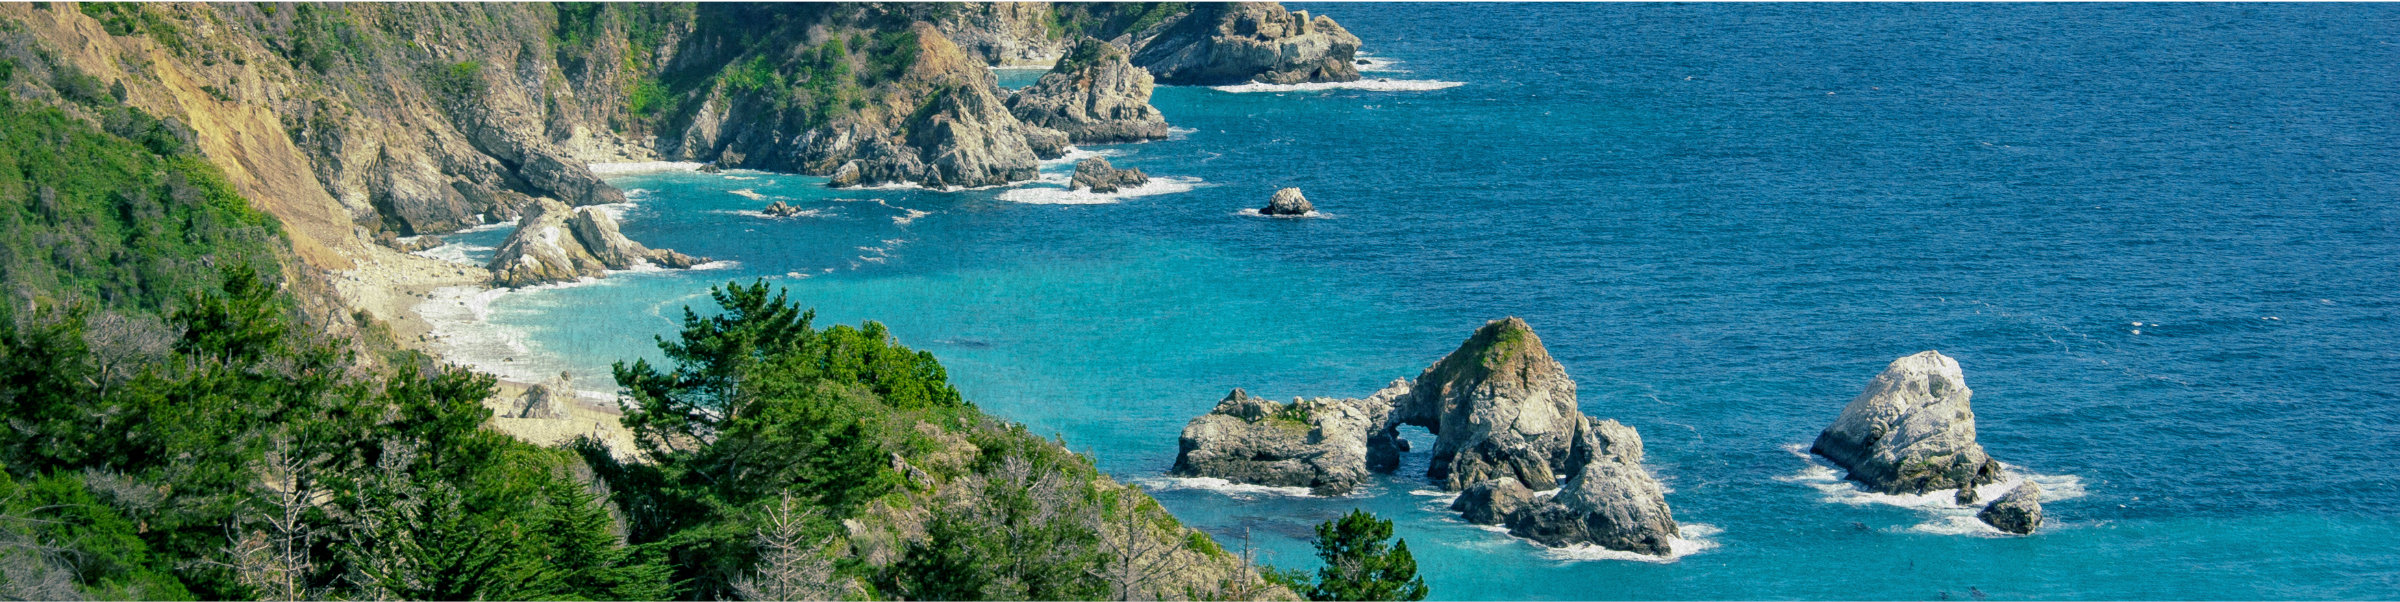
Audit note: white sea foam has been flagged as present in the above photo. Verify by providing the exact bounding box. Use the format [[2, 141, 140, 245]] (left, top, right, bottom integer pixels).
[[721, 208, 830, 219], [729, 188, 768, 201], [997, 176, 1204, 205], [723, 175, 759, 181], [1137, 477, 1317, 499], [1537, 524, 1722, 564], [588, 161, 706, 175], [1354, 52, 1409, 74], [893, 207, 932, 225], [590, 202, 637, 221], [1041, 146, 1121, 167], [1778, 443, 2086, 536], [1211, 79, 1463, 93]]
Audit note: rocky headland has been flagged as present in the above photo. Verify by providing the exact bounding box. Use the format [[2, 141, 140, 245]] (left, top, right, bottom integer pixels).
[[1130, 3, 1363, 86], [1173, 317, 1683, 555], [1811, 351, 2005, 495], [1008, 37, 1171, 144], [486, 198, 706, 288]]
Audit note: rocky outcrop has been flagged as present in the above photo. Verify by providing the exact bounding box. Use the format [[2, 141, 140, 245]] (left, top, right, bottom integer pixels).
[[1175, 317, 1682, 555], [1450, 477, 1538, 525], [1007, 38, 1171, 144], [487, 199, 705, 287], [1261, 188, 1315, 216], [1072, 157, 1149, 193], [1977, 482, 2043, 534], [1170, 389, 1378, 496], [1131, 3, 1362, 86], [1811, 351, 2004, 495], [517, 373, 576, 420], [1503, 420, 1679, 555], [761, 201, 807, 217]]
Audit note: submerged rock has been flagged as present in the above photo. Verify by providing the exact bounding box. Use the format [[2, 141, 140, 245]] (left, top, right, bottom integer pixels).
[[487, 199, 708, 287], [1977, 482, 2044, 534], [1008, 38, 1172, 144], [1170, 389, 1379, 496], [1071, 157, 1150, 193], [1810, 351, 2004, 495], [1132, 3, 1362, 86], [1261, 188, 1314, 216]]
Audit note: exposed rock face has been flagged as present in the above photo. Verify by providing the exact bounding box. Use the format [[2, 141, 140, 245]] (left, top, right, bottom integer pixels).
[[1811, 351, 2004, 495], [517, 373, 575, 420], [1131, 3, 1362, 86], [1170, 389, 1377, 496], [1505, 419, 1679, 555], [1072, 157, 1150, 193], [1450, 477, 1538, 525], [1978, 482, 2044, 534], [1173, 317, 1682, 555], [1384, 318, 1585, 491], [487, 199, 706, 287], [1008, 38, 1171, 144], [761, 201, 807, 217], [1261, 188, 1315, 216]]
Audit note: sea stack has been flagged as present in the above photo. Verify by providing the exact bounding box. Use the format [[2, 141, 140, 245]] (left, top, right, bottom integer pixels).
[[1072, 157, 1150, 193], [1131, 3, 1363, 85], [1171, 317, 1682, 555], [1977, 481, 2044, 534], [1007, 38, 1172, 144], [1811, 351, 2004, 495], [1169, 389, 1381, 496], [1261, 188, 1315, 216]]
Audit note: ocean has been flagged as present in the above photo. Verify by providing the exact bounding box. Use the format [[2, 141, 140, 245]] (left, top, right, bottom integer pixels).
[[416, 4, 2399, 598]]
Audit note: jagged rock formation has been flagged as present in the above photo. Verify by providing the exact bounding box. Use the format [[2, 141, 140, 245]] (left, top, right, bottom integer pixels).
[[1978, 482, 2044, 534], [1812, 351, 2005, 495], [1170, 389, 1381, 496], [1502, 420, 1679, 554], [1174, 317, 1682, 555], [1261, 188, 1315, 216], [1071, 157, 1149, 193], [1008, 38, 1171, 144], [486, 199, 704, 287], [1131, 3, 1362, 86], [517, 373, 576, 420], [761, 201, 806, 217]]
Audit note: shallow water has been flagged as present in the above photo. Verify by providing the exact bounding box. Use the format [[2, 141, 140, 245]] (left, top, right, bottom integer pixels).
[[424, 4, 2399, 598]]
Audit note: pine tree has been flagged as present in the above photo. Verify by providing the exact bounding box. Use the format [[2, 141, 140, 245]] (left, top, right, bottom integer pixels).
[[1305, 509, 1429, 602]]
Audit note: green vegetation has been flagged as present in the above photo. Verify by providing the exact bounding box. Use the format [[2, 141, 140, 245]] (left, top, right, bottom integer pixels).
[[1269, 509, 1430, 602], [278, 4, 369, 74], [79, 2, 190, 55]]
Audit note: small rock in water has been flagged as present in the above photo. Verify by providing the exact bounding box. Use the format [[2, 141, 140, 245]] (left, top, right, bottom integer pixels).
[[1261, 187, 1315, 216], [697, 163, 722, 174], [762, 200, 805, 217], [1977, 482, 2044, 534], [1071, 157, 1149, 193], [1956, 486, 1981, 506]]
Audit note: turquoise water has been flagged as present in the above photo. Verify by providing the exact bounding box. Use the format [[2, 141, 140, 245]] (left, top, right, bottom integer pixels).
[[426, 4, 2400, 598]]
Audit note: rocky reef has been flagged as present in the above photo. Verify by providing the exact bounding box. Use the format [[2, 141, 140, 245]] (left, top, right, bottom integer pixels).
[[1008, 38, 1172, 144], [1169, 389, 1380, 496], [1977, 482, 2044, 534], [1173, 317, 1682, 555], [486, 198, 706, 288], [1131, 3, 1363, 85], [1072, 157, 1150, 193], [1811, 351, 2005, 495], [1261, 188, 1316, 216]]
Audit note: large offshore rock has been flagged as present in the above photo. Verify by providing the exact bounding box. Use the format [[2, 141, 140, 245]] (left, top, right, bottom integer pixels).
[[1811, 351, 2004, 494], [1131, 3, 1362, 85], [1072, 157, 1149, 193], [1260, 187, 1315, 216], [1394, 317, 1587, 491], [1008, 38, 1171, 143], [1977, 481, 2044, 535], [1170, 389, 1378, 495]]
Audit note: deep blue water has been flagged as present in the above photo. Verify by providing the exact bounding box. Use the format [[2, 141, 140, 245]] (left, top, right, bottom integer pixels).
[[427, 4, 2400, 598]]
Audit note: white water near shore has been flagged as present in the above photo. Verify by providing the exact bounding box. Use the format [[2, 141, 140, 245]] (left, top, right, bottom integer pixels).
[[588, 161, 707, 175], [1776, 443, 2087, 536], [1212, 79, 1464, 93]]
